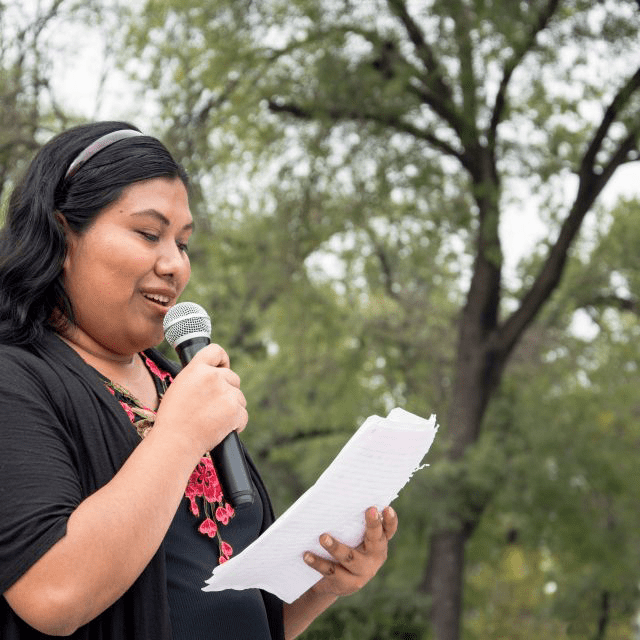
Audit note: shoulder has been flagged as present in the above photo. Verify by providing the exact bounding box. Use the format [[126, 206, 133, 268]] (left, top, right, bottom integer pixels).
[[0, 341, 71, 424], [0, 341, 40, 361], [0, 343, 50, 380], [0, 336, 91, 408]]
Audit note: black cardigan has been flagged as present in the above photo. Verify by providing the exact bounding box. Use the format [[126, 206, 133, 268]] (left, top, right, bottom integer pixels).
[[0, 331, 283, 640]]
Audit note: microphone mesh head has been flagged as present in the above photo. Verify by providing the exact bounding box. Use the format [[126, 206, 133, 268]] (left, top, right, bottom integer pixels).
[[163, 302, 211, 348]]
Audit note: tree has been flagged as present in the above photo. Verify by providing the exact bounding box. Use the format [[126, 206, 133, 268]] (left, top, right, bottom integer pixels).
[[0, 0, 83, 209], [122, 1, 640, 638], [464, 210, 640, 638]]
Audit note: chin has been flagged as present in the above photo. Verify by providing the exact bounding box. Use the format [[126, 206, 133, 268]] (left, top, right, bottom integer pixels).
[[149, 327, 167, 349], [130, 328, 165, 353]]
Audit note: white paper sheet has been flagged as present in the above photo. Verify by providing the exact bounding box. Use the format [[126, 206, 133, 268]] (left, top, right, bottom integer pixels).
[[202, 408, 438, 603]]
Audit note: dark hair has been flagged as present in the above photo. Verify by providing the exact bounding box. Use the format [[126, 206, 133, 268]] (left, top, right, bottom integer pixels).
[[0, 121, 189, 346]]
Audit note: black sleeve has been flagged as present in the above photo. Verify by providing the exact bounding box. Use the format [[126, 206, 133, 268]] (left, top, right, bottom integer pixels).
[[0, 354, 83, 594]]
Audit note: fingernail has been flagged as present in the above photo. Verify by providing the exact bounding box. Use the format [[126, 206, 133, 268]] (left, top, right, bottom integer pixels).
[[321, 534, 333, 547], [386, 506, 396, 518], [304, 552, 314, 564]]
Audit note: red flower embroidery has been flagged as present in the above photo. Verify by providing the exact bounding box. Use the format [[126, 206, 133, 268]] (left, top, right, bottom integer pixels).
[[204, 471, 224, 503], [103, 356, 237, 555], [198, 518, 218, 538], [185, 456, 236, 558], [204, 478, 223, 503], [184, 483, 200, 516], [119, 400, 136, 422], [188, 456, 224, 504], [215, 503, 235, 525], [143, 354, 173, 382]]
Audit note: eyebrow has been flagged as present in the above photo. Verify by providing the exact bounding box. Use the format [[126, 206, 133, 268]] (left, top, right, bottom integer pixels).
[[131, 209, 195, 232]]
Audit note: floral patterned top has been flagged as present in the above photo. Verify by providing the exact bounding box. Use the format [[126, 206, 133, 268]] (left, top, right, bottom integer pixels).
[[100, 353, 235, 563]]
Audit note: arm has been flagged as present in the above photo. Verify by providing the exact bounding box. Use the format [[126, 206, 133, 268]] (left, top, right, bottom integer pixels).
[[4, 423, 201, 635], [3, 344, 247, 636], [283, 506, 398, 639]]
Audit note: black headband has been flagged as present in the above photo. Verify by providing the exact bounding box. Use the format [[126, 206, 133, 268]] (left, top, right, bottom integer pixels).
[[64, 129, 146, 180]]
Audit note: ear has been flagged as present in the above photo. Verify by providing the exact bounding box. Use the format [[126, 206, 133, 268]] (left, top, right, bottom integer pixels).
[[55, 212, 77, 270], [54, 211, 69, 232]]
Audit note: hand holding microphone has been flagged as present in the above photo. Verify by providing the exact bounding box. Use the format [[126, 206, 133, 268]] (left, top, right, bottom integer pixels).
[[162, 302, 255, 509]]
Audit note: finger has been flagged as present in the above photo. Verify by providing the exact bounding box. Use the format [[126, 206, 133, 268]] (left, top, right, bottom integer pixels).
[[192, 343, 231, 369], [303, 551, 339, 577], [382, 506, 398, 540], [218, 367, 242, 389], [362, 507, 386, 550], [319, 534, 358, 569], [303, 549, 363, 586], [234, 404, 249, 433], [224, 383, 246, 407]]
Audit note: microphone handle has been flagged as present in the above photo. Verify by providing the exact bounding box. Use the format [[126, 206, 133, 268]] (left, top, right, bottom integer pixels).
[[210, 432, 256, 508], [175, 336, 255, 509], [176, 338, 210, 367]]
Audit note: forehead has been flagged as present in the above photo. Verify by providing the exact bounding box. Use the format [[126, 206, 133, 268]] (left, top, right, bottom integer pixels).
[[99, 177, 192, 226]]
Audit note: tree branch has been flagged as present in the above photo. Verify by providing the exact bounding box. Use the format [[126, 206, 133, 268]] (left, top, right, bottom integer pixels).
[[255, 427, 353, 459], [488, 0, 561, 149], [496, 69, 640, 357], [451, 2, 478, 130], [386, 0, 454, 104], [404, 83, 477, 168], [0, 138, 41, 155], [594, 126, 640, 194], [193, 77, 240, 125], [362, 225, 401, 302], [495, 209, 596, 358], [583, 294, 640, 316], [580, 66, 640, 178], [30, 0, 66, 40], [385, 0, 476, 143], [267, 99, 471, 168]]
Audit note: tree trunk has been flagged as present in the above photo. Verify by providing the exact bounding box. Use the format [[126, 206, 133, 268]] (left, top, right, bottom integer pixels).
[[421, 220, 506, 639], [420, 365, 494, 640], [594, 590, 610, 640], [419, 339, 499, 639], [421, 529, 469, 640]]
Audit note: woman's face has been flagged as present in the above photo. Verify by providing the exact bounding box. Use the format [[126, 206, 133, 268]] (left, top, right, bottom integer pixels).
[[62, 176, 193, 357]]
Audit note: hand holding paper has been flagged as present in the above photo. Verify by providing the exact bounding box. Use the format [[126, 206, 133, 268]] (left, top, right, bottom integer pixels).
[[301, 504, 398, 599], [203, 408, 438, 603]]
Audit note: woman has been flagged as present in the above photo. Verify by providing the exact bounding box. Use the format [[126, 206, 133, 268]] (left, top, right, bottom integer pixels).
[[0, 122, 398, 639]]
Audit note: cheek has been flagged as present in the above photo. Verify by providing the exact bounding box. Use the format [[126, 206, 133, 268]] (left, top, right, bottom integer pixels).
[[179, 259, 191, 292], [69, 237, 146, 299], [90, 254, 142, 293]]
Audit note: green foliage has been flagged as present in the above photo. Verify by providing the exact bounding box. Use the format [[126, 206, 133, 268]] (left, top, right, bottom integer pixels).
[[302, 585, 432, 640], [116, 0, 640, 637], [0, 0, 87, 217], [465, 273, 640, 637], [2, 0, 640, 636]]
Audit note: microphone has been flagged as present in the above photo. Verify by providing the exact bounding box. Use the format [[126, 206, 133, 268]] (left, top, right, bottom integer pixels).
[[163, 302, 255, 509]]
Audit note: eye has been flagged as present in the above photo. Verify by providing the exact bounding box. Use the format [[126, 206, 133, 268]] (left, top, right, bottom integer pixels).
[[139, 231, 160, 243], [177, 241, 189, 254]]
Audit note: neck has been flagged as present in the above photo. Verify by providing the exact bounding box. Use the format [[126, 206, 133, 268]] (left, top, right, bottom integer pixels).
[[57, 332, 137, 368]]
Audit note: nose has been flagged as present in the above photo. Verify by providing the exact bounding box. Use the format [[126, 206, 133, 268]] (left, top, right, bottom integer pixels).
[[155, 240, 189, 282]]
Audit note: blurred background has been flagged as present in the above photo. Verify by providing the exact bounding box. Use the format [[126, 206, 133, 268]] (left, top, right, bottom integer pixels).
[[2, 1, 640, 638]]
